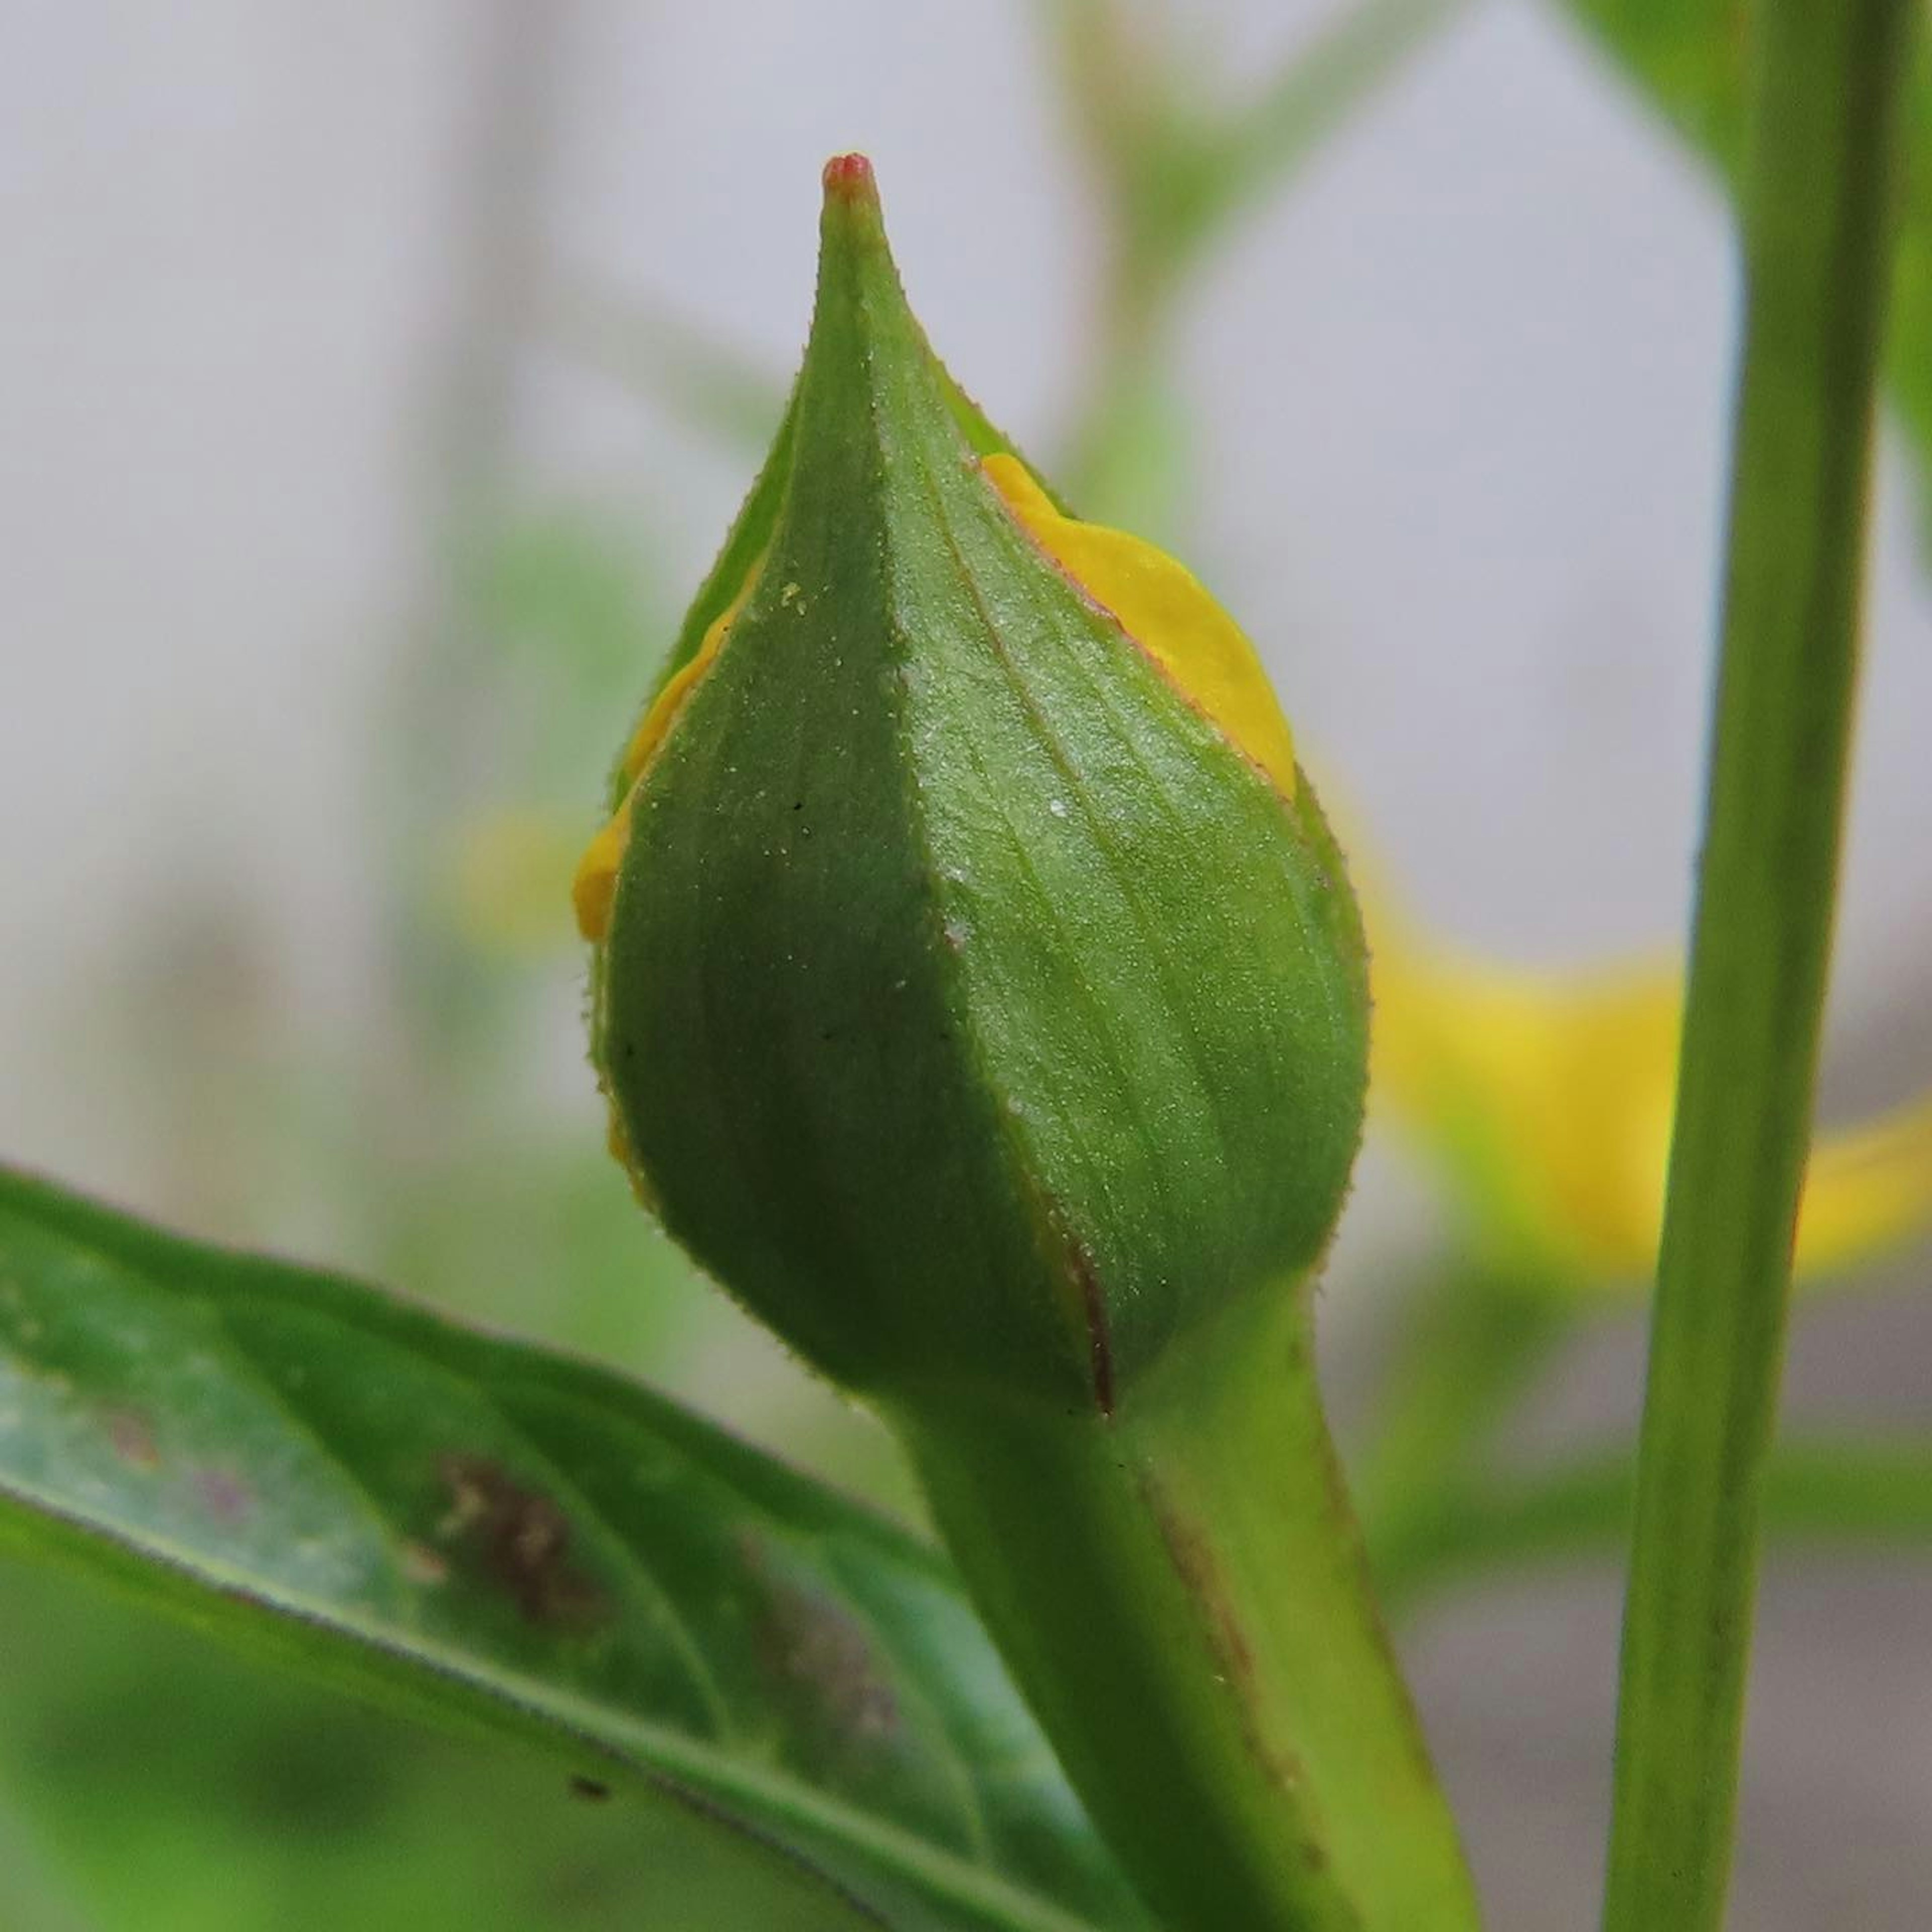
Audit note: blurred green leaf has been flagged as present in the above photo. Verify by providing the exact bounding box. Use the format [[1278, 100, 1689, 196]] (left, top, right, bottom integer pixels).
[[1372, 1433, 1932, 1611], [481, 509, 672, 784], [542, 277, 788, 459], [0, 1169, 1142, 1932], [0, 1772, 97, 1932], [1563, 0, 1932, 547], [378, 1140, 708, 1367], [0, 1553, 879, 1932]]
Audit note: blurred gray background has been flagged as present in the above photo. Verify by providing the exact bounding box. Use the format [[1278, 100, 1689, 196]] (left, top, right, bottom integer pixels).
[[3, 2, 1929, 1926]]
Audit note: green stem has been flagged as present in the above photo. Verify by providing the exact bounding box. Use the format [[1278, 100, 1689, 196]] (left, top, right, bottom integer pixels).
[[892, 1291, 1480, 1932], [1601, 7, 1914, 1929]]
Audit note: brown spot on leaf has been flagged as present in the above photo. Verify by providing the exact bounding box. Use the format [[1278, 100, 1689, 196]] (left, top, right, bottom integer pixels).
[[434, 1453, 608, 1631], [398, 1540, 449, 1586], [569, 1775, 611, 1802], [104, 1405, 160, 1471], [196, 1466, 253, 1524], [740, 1536, 898, 1746]]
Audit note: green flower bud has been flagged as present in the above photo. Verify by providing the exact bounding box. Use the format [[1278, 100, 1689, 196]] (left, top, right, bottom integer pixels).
[[578, 159, 1477, 1932], [578, 154, 1366, 1413]]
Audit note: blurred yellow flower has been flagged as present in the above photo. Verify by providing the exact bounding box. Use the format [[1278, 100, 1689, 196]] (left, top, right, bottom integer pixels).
[[1371, 908, 1932, 1286], [447, 810, 585, 953]]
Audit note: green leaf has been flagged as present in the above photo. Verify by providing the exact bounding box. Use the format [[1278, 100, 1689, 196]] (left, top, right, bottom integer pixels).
[[0, 1167, 1143, 1932], [1564, 0, 1932, 549]]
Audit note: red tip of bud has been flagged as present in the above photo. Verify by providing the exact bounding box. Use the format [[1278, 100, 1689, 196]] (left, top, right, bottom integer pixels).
[[821, 152, 877, 202]]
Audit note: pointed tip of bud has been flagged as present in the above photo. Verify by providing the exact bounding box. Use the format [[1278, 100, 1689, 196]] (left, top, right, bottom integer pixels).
[[821, 151, 878, 205]]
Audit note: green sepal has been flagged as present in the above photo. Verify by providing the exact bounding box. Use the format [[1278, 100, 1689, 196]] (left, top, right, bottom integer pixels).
[[604, 389, 798, 812], [609, 312, 1061, 821]]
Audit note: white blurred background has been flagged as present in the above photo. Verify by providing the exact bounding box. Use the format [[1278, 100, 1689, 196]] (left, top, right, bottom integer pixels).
[[3, 3, 1929, 1926]]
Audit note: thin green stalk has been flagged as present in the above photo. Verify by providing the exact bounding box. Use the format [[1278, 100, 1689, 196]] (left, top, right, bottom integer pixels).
[[1602, 6, 1914, 1929]]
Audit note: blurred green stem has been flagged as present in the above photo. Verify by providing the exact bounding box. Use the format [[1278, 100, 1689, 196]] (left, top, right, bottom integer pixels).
[[1602, 4, 1914, 1928], [553, 2, 1472, 528], [387, 0, 568, 1082], [1051, 0, 1469, 519]]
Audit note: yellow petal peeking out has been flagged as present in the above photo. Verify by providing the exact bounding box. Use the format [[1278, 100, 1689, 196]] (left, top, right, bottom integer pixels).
[[1370, 934, 1679, 1278], [982, 453, 1298, 799], [571, 813, 632, 948], [571, 555, 765, 944], [1371, 912, 1932, 1286], [1796, 1100, 1932, 1277]]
